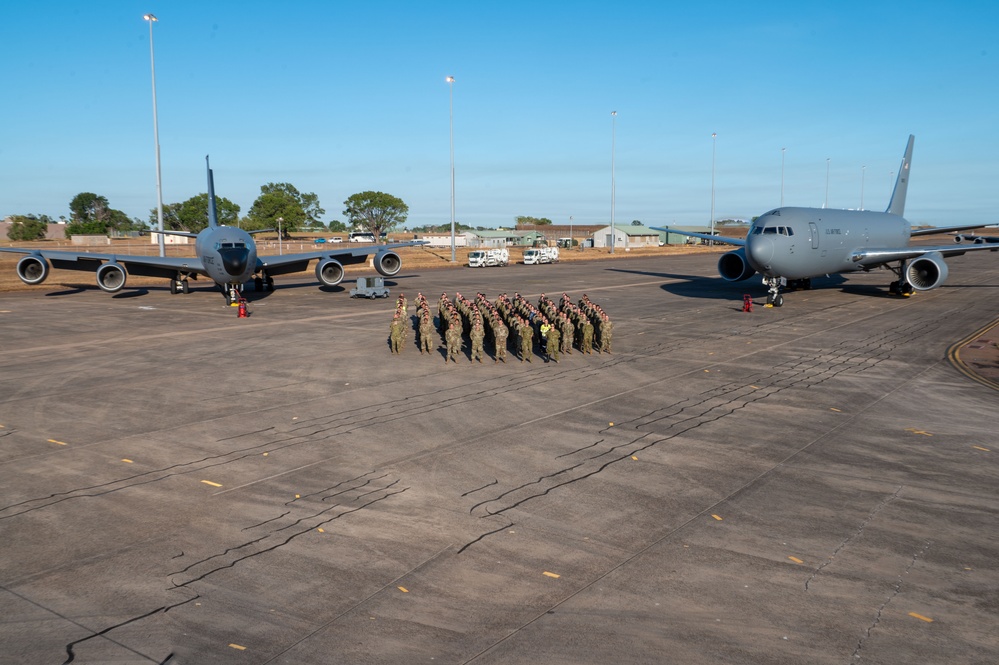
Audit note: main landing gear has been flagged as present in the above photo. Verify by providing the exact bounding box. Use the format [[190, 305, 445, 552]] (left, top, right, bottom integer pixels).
[[888, 280, 915, 296], [169, 274, 191, 295], [253, 275, 275, 292], [887, 263, 915, 297]]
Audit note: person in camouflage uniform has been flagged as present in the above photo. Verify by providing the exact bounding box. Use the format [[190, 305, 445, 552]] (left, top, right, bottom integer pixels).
[[519, 319, 533, 362], [598, 314, 613, 353], [389, 315, 404, 354], [470, 321, 485, 363], [545, 324, 560, 363], [419, 313, 435, 354], [445, 320, 462, 363], [580, 318, 594, 354], [492, 318, 508, 363], [559, 314, 574, 355]]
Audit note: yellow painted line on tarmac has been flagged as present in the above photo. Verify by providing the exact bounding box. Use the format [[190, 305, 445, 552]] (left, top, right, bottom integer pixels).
[[228, 643, 247, 650], [200, 480, 223, 488], [48, 439, 67, 446], [830, 407, 841, 412], [946, 316, 999, 391], [908, 612, 934, 623], [398, 586, 409, 593], [788, 556, 803, 564], [631, 455, 638, 461], [122, 459, 133, 464], [904, 428, 932, 436], [711, 514, 723, 521], [972, 445, 990, 452], [543, 571, 560, 579], [317, 528, 325, 533]]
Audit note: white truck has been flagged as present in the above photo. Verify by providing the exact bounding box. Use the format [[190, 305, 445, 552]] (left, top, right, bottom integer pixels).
[[467, 248, 510, 268], [522, 246, 559, 265]]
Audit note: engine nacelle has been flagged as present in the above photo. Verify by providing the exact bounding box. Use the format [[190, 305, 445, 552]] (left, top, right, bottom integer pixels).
[[905, 252, 949, 291], [96, 262, 127, 293], [717, 248, 756, 282], [373, 250, 402, 277], [953, 234, 967, 243], [315, 258, 345, 287], [16, 255, 49, 285]]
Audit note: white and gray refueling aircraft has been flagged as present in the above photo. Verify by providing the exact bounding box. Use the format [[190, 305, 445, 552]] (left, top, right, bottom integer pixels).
[[1, 158, 422, 304], [654, 135, 997, 306]]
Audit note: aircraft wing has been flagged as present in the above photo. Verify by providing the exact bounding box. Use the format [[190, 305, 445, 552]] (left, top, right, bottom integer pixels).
[[257, 241, 425, 276], [649, 227, 745, 247], [910, 224, 995, 237], [851, 242, 999, 267], [0, 248, 207, 279]]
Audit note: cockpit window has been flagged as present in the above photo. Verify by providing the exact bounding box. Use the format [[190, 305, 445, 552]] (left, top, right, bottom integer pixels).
[[759, 226, 794, 236]]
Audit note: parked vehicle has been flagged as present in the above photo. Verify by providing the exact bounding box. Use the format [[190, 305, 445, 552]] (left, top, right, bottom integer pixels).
[[348, 232, 376, 243], [314, 237, 327, 244], [330, 236, 344, 243], [349, 276, 390, 299], [523, 247, 559, 265], [467, 248, 510, 267]]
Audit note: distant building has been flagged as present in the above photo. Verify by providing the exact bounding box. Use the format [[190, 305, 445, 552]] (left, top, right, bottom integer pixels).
[[591, 225, 663, 248]]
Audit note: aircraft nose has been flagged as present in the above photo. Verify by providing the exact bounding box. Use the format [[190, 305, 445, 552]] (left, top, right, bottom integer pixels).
[[219, 247, 250, 277], [747, 236, 774, 270]]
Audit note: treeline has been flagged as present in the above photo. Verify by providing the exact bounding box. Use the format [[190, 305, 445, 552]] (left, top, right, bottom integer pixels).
[[6, 185, 411, 242]]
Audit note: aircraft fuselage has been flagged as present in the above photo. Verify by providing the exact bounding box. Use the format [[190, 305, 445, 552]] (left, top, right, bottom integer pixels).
[[745, 207, 910, 279], [194, 225, 257, 288]]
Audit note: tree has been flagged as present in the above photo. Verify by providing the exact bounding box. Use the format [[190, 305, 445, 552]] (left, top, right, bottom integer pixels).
[[515, 215, 552, 226], [328, 219, 348, 233], [343, 191, 409, 238], [6, 215, 49, 241], [247, 182, 324, 238], [69, 192, 109, 224], [151, 194, 240, 234], [65, 192, 139, 236], [631, 220, 643, 226]]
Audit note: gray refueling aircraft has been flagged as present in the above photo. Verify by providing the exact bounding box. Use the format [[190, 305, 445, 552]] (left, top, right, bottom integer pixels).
[[1, 158, 422, 304], [654, 135, 996, 306]]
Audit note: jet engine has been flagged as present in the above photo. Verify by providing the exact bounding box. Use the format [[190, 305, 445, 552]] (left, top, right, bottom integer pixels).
[[373, 250, 402, 277], [905, 252, 948, 291], [96, 262, 127, 293], [717, 248, 756, 282], [16, 255, 49, 285], [315, 258, 345, 287]]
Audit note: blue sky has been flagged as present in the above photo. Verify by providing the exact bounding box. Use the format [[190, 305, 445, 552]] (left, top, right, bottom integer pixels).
[[2, 1, 997, 229]]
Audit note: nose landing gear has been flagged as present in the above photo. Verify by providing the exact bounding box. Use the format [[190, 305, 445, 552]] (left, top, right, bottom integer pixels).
[[763, 276, 785, 307]]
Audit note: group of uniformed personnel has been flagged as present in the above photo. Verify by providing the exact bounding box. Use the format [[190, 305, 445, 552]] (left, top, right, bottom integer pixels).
[[388, 293, 409, 353], [388, 291, 612, 362]]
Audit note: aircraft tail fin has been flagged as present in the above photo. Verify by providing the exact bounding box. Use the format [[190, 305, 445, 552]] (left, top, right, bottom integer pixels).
[[886, 135, 914, 217], [206, 155, 220, 228]]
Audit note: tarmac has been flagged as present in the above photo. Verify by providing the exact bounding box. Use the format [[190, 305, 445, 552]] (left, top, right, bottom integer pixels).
[[0, 250, 997, 664]]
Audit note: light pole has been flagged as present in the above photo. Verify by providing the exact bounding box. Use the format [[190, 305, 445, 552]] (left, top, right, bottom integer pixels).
[[569, 215, 573, 249], [446, 76, 456, 263], [824, 158, 830, 208], [144, 13, 165, 258], [861, 165, 867, 210], [277, 217, 283, 255], [780, 146, 785, 208], [610, 111, 617, 254], [710, 132, 717, 244]]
